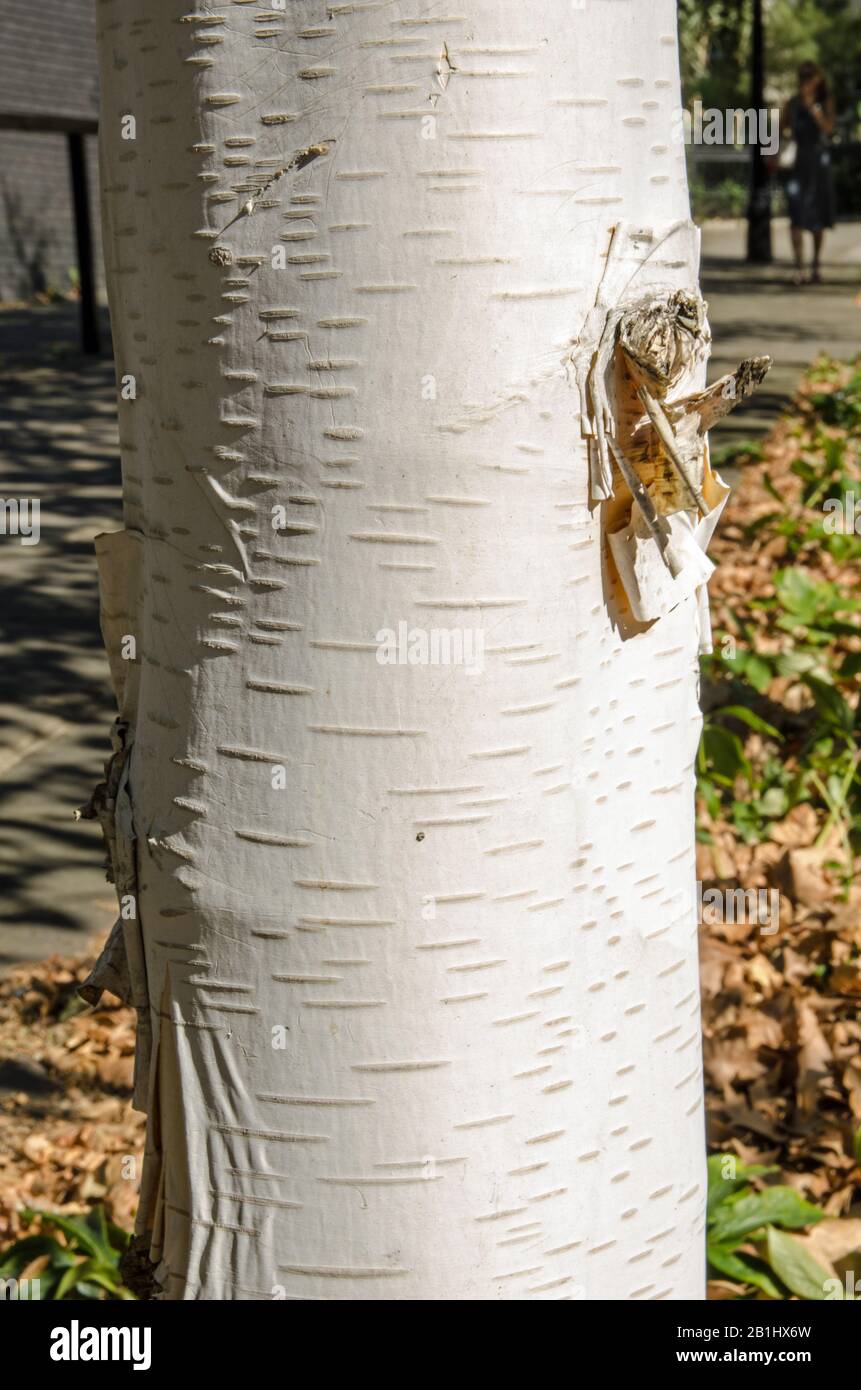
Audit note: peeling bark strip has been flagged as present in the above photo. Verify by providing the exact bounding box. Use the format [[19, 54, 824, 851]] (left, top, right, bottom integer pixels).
[[578, 245, 769, 629], [93, 0, 712, 1300]]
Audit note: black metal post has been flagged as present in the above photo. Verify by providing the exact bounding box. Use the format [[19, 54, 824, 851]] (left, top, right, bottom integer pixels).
[[746, 0, 772, 263], [67, 130, 100, 353]]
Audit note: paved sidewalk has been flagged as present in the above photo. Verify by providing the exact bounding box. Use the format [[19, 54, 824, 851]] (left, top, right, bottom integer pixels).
[[702, 218, 861, 456], [0, 220, 859, 969], [0, 305, 119, 967]]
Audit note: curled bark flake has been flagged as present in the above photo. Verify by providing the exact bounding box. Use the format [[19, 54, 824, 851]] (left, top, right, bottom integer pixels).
[[76, 718, 132, 891]]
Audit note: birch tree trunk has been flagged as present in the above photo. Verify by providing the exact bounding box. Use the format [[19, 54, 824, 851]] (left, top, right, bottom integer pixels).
[[90, 0, 712, 1300]]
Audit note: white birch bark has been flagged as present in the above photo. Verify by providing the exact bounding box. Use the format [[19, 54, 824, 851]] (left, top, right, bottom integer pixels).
[[90, 0, 711, 1300]]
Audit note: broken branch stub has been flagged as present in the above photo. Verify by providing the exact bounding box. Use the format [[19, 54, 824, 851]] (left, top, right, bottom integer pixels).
[[617, 288, 709, 393], [584, 278, 771, 625], [610, 297, 771, 523]]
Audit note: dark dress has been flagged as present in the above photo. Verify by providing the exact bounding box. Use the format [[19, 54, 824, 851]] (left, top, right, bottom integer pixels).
[[786, 97, 835, 231]]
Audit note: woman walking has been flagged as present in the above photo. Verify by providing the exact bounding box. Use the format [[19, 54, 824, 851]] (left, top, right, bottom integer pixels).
[[781, 61, 836, 285]]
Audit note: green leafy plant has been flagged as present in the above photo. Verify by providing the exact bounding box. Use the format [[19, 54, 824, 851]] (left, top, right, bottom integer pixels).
[[699, 552, 861, 859], [0, 1207, 134, 1300], [768, 568, 860, 648], [809, 366, 861, 434], [709, 439, 764, 473], [697, 703, 784, 834], [707, 1155, 840, 1299], [688, 173, 749, 222]]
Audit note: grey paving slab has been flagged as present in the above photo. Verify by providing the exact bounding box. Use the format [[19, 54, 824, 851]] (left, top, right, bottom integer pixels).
[[0, 304, 119, 967], [702, 217, 861, 458]]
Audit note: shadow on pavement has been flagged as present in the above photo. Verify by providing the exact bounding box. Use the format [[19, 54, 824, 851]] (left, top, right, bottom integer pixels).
[[0, 303, 120, 965]]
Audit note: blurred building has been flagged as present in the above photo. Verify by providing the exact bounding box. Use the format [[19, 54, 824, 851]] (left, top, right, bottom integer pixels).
[[0, 0, 102, 302]]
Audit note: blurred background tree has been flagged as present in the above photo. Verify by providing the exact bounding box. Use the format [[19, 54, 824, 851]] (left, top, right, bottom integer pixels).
[[680, 0, 861, 225], [680, 0, 861, 132]]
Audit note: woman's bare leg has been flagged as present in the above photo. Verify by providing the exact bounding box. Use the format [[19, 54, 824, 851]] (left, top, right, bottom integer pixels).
[[790, 227, 804, 283], [811, 230, 825, 281]]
